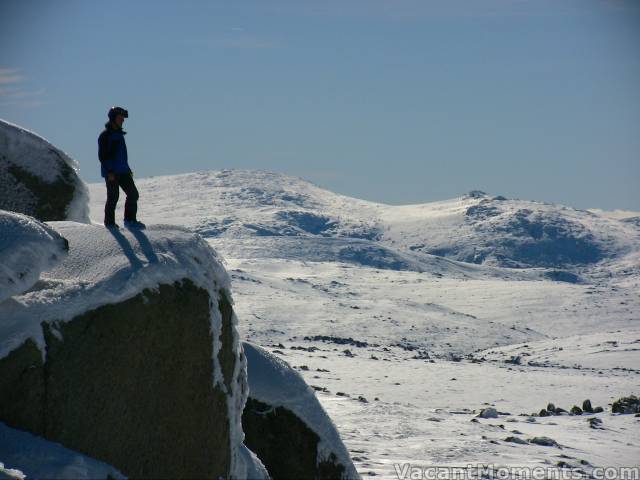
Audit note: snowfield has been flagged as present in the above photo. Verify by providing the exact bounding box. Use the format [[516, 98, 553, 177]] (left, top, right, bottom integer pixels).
[[80, 169, 637, 477]]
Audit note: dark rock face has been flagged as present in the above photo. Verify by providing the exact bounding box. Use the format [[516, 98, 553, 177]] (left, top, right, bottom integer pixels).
[[242, 397, 345, 480], [0, 280, 234, 479], [0, 338, 45, 434]]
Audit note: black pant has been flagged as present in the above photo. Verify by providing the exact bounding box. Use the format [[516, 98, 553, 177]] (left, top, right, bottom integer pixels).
[[104, 172, 139, 224]]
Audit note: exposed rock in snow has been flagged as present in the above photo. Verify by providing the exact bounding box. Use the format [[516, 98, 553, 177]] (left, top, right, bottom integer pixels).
[[612, 395, 640, 414], [528, 436, 559, 447], [504, 436, 528, 445], [0, 119, 89, 222], [477, 407, 499, 419], [0, 210, 68, 303], [242, 341, 360, 479], [0, 223, 251, 479]]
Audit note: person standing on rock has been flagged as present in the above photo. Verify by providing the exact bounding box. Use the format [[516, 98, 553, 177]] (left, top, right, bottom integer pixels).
[[98, 106, 145, 229]]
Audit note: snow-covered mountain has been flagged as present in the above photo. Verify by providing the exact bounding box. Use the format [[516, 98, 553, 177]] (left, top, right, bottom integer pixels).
[[91, 169, 639, 277], [89, 169, 640, 477]]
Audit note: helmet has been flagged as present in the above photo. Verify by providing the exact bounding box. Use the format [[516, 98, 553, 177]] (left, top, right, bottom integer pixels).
[[108, 106, 129, 121]]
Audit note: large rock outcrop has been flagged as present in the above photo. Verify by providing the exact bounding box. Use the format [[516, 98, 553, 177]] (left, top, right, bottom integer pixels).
[[1, 280, 232, 478], [242, 342, 360, 480], [0, 222, 254, 479], [0, 119, 89, 222]]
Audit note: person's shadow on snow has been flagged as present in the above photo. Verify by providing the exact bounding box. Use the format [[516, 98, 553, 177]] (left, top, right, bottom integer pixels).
[[106, 227, 143, 270], [128, 227, 159, 264], [106, 227, 158, 269]]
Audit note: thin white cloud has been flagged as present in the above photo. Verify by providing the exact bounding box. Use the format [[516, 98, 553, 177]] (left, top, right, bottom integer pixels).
[[0, 67, 23, 85], [0, 87, 45, 98], [0, 67, 45, 108], [0, 99, 47, 108]]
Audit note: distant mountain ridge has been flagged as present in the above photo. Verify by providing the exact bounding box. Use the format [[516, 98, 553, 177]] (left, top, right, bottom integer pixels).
[[89, 169, 639, 276]]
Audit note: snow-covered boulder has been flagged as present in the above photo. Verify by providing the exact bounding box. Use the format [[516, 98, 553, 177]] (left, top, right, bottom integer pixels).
[[0, 223, 256, 479], [242, 342, 360, 480], [0, 119, 89, 222], [0, 210, 68, 303]]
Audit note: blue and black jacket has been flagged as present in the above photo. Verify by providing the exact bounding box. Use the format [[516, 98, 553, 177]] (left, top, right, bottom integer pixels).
[[98, 122, 131, 178]]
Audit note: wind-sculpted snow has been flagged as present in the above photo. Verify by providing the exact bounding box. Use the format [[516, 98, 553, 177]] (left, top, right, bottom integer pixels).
[[0, 210, 68, 303], [0, 119, 90, 222], [89, 170, 639, 275]]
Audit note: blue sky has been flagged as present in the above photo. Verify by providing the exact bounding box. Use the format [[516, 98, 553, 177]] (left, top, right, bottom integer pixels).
[[1, 0, 639, 210]]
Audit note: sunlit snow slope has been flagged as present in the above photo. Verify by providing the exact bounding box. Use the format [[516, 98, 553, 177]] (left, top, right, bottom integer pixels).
[[89, 169, 640, 478], [91, 170, 639, 277]]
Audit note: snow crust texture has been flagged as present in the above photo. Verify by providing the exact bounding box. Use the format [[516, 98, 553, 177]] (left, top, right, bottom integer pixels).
[[0, 223, 229, 359]]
